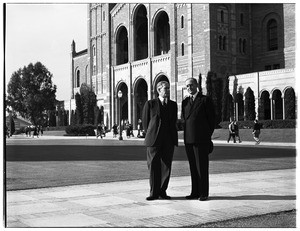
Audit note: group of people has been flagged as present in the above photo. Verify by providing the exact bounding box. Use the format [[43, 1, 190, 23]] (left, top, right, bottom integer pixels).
[[111, 120, 145, 139], [96, 123, 106, 139], [25, 125, 43, 138], [142, 78, 215, 201], [125, 121, 134, 138], [5, 125, 11, 138], [227, 120, 242, 143], [228, 120, 261, 144]]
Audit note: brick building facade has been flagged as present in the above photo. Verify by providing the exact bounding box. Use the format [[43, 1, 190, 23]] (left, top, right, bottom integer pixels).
[[65, 3, 295, 129]]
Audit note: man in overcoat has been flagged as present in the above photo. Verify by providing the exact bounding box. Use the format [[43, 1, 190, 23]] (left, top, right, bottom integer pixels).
[[181, 78, 215, 201], [142, 81, 178, 200]]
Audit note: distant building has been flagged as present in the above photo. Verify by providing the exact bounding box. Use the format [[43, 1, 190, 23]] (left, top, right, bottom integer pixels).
[[65, 3, 295, 128], [5, 112, 31, 131]]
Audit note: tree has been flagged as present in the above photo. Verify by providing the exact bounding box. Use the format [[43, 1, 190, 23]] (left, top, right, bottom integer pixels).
[[221, 76, 230, 121], [80, 83, 97, 124], [75, 93, 83, 125], [198, 73, 202, 94], [57, 109, 64, 126], [6, 62, 57, 125], [48, 110, 56, 127], [206, 71, 222, 126], [244, 87, 256, 120], [70, 110, 76, 125], [9, 115, 15, 135], [285, 88, 295, 119], [64, 110, 69, 126], [206, 71, 214, 98]]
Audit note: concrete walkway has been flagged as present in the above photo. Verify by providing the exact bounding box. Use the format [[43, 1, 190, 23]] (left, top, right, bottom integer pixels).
[[7, 131, 296, 148], [6, 168, 295, 227]]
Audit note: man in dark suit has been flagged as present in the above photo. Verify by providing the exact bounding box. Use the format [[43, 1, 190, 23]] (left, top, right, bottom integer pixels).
[[181, 78, 215, 201], [142, 81, 178, 201]]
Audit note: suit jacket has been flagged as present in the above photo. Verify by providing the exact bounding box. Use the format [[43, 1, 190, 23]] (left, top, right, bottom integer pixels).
[[181, 94, 215, 144], [142, 98, 178, 147]]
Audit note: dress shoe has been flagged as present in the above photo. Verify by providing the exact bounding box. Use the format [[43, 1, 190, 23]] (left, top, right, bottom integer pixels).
[[146, 196, 159, 201], [199, 196, 208, 201], [160, 192, 171, 199], [185, 195, 199, 199]]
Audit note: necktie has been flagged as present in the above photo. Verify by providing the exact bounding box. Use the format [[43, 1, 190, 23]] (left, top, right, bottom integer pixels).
[[190, 96, 193, 105]]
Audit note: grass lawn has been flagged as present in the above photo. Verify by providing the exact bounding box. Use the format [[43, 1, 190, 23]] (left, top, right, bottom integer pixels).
[[210, 128, 296, 143], [43, 128, 296, 143]]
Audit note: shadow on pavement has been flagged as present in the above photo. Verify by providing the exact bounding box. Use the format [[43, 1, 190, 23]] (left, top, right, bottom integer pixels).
[[6, 145, 296, 161], [210, 195, 296, 200]]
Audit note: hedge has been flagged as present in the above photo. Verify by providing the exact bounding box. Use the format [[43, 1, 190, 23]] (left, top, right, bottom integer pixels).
[[219, 119, 296, 129], [65, 124, 96, 136]]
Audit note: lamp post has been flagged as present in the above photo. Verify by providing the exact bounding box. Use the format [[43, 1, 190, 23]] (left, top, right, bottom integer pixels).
[[118, 90, 123, 140]]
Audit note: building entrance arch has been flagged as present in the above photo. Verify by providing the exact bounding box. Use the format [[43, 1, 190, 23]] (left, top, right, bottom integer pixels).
[[116, 82, 128, 128], [284, 87, 295, 119], [272, 89, 283, 120], [133, 78, 148, 128], [259, 91, 271, 120]]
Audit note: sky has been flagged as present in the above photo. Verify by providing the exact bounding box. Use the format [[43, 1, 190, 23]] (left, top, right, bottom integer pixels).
[[5, 3, 88, 101]]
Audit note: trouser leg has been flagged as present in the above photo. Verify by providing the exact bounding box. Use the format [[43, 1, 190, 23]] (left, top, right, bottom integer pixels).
[[147, 147, 161, 197], [160, 142, 174, 193]]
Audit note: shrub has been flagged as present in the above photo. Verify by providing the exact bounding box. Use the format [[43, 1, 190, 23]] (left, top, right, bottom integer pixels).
[[219, 119, 296, 129], [65, 124, 96, 136], [46, 126, 67, 131]]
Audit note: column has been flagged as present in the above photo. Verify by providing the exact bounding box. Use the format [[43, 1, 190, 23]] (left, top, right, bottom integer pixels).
[[111, 66, 116, 126], [282, 97, 285, 120], [132, 94, 137, 128], [235, 102, 239, 121], [128, 83, 133, 124], [148, 5, 153, 101], [270, 98, 274, 120]]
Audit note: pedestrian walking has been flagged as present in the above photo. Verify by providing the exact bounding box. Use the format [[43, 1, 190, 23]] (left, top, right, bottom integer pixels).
[[113, 123, 118, 138], [96, 123, 102, 138], [227, 120, 236, 143], [101, 123, 106, 137], [142, 81, 178, 200], [233, 121, 241, 143], [5, 125, 10, 138], [25, 126, 29, 137], [181, 78, 215, 201], [137, 119, 143, 137], [32, 125, 39, 138], [40, 125, 43, 136], [252, 119, 261, 144]]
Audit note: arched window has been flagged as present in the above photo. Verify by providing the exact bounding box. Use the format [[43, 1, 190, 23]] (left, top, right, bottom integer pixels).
[[181, 15, 184, 28], [242, 39, 246, 53], [93, 45, 96, 57], [93, 65, 96, 75], [219, 36, 223, 50], [267, 19, 278, 51], [181, 43, 184, 56], [85, 65, 88, 83], [76, 70, 80, 88], [116, 26, 128, 65], [221, 10, 224, 22], [222, 36, 226, 50], [154, 11, 170, 56], [133, 5, 148, 60], [240, 13, 244, 26], [239, 38, 242, 53]]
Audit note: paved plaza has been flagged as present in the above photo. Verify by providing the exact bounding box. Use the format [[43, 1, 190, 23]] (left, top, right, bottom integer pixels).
[[5, 133, 296, 228], [6, 168, 295, 227]]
